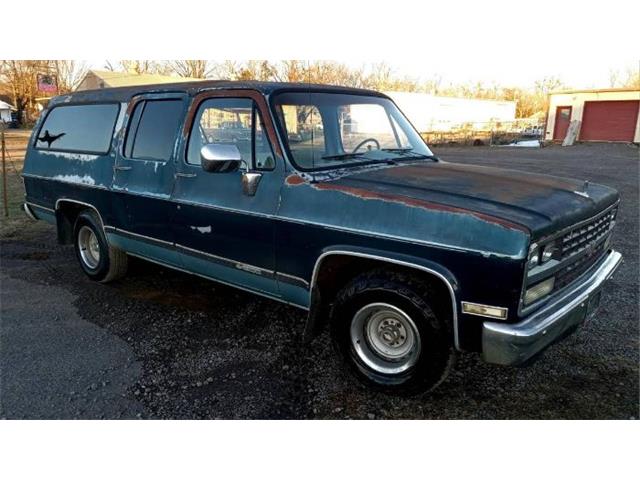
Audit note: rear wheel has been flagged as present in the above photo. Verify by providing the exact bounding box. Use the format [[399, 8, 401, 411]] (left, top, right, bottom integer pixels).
[[73, 210, 128, 283], [330, 270, 455, 394]]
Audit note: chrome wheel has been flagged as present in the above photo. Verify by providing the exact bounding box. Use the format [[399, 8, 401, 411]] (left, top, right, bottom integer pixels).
[[350, 303, 421, 375], [78, 225, 101, 269]]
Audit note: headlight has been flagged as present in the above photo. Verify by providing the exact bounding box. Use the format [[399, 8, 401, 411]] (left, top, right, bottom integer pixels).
[[541, 244, 557, 263], [527, 244, 539, 269], [524, 277, 555, 306], [528, 241, 558, 268]]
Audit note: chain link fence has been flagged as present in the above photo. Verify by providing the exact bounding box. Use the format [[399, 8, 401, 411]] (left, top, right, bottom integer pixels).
[[420, 119, 546, 147], [0, 127, 30, 225]]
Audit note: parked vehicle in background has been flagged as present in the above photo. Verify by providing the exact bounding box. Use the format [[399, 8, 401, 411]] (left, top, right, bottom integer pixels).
[[22, 81, 622, 393], [522, 125, 544, 137]]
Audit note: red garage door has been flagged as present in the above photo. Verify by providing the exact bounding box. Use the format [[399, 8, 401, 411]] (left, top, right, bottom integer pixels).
[[580, 100, 639, 142]]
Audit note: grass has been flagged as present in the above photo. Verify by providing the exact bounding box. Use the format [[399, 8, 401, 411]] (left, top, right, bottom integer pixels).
[[0, 131, 35, 239]]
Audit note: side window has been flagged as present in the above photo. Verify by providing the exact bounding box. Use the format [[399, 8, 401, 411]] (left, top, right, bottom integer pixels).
[[123, 101, 144, 158], [186, 98, 275, 170], [36, 103, 119, 154], [124, 99, 184, 161]]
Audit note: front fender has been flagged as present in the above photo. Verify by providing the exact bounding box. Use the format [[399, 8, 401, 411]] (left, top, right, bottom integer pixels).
[[304, 245, 461, 349]]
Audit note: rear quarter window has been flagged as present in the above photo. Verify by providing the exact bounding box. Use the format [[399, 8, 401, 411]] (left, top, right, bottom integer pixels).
[[35, 103, 120, 154], [124, 99, 184, 161]]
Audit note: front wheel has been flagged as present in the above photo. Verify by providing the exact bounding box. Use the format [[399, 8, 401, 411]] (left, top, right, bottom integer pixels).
[[330, 270, 455, 394], [73, 210, 128, 283]]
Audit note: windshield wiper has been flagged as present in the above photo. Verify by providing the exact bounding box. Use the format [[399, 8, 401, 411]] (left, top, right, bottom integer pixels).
[[381, 147, 414, 153], [321, 152, 366, 160], [381, 148, 438, 161]]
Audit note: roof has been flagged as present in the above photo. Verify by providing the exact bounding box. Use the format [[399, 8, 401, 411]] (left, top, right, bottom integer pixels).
[[50, 80, 386, 107], [0, 100, 15, 110], [81, 69, 200, 89], [550, 87, 640, 95]]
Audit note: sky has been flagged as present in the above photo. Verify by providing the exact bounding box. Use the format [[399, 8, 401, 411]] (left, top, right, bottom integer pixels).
[[9, 0, 640, 90]]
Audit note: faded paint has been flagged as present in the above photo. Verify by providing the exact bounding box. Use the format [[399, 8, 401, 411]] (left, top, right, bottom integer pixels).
[[312, 180, 527, 233], [41, 151, 100, 162], [52, 174, 96, 185], [190, 225, 212, 234]]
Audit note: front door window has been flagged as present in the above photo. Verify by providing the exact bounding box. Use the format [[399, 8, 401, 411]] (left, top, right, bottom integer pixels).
[[186, 98, 275, 170]]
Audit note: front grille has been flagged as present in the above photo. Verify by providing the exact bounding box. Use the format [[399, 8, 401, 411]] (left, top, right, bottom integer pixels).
[[555, 239, 607, 290], [561, 208, 616, 260], [521, 205, 618, 313]]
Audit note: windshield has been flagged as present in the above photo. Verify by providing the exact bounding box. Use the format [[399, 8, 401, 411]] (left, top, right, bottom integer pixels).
[[272, 92, 433, 171]]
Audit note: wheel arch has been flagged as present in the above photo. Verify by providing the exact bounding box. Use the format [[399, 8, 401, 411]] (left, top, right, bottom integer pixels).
[[54, 198, 106, 245], [304, 248, 461, 350]]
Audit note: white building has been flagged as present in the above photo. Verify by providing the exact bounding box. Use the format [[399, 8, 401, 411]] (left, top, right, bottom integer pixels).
[[385, 91, 517, 132], [0, 100, 14, 123], [545, 88, 640, 143]]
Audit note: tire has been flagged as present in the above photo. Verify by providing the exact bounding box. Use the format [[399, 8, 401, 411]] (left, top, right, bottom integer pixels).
[[73, 210, 128, 283], [330, 269, 455, 394]]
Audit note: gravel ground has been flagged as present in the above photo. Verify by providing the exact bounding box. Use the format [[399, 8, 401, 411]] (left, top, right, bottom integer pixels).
[[1, 143, 638, 419]]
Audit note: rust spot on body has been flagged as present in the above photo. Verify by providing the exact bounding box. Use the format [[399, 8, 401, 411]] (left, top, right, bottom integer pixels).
[[313, 182, 528, 232], [285, 174, 306, 186], [383, 163, 580, 204]]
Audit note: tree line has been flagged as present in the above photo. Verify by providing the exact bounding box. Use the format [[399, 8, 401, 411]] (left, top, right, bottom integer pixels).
[[2, 60, 638, 125]]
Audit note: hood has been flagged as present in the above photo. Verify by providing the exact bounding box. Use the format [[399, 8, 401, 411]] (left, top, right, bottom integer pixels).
[[323, 161, 619, 238]]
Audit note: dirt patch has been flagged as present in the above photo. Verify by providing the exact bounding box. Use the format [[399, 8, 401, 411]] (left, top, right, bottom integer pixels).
[[16, 251, 50, 260]]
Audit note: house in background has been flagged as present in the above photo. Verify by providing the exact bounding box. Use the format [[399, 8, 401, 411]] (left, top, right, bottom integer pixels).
[[0, 99, 15, 124], [546, 88, 640, 143], [75, 70, 201, 91]]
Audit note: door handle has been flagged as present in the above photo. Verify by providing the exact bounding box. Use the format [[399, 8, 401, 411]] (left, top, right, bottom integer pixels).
[[114, 165, 132, 171], [175, 172, 197, 179]]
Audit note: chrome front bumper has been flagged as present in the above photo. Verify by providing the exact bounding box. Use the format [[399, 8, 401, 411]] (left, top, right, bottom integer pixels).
[[482, 249, 623, 366]]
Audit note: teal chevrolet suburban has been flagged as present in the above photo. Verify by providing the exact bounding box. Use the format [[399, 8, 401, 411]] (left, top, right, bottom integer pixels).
[[22, 80, 622, 393]]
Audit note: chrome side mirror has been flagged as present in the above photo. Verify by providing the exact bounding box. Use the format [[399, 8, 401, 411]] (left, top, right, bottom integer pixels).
[[200, 144, 243, 173], [200, 143, 262, 196]]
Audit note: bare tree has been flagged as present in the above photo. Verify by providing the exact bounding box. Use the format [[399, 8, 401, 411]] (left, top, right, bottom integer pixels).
[[278, 60, 307, 82], [362, 62, 424, 92], [52, 60, 88, 93], [168, 60, 212, 79], [103, 60, 118, 72], [608, 64, 640, 88], [534, 76, 564, 96], [0, 58, 585, 126], [608, 69, 621, 88], [0, 60, 50, 124], [239, 61, 279, 81], [623, 67, 640, 88]]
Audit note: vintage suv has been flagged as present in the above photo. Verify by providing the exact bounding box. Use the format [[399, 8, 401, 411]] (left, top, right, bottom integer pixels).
[[22, 81, 622, 393]]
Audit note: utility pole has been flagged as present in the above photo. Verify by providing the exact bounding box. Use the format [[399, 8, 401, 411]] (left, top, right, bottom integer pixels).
[[1, 123, 8, 217]]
